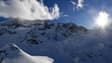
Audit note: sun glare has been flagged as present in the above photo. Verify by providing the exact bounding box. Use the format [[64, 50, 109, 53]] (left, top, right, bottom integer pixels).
[[95, 11, 109, 29]]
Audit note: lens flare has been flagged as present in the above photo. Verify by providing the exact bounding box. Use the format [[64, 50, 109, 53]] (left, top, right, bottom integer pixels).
[[95, 11, 109, 29]]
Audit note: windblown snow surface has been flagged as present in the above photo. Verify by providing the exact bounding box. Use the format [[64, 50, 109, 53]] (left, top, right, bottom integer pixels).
[[0, 19, 112, 63], [0, 44, 53, 63]]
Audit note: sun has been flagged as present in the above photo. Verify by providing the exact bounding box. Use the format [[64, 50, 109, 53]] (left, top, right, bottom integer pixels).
[[95, 11, 109, 29]]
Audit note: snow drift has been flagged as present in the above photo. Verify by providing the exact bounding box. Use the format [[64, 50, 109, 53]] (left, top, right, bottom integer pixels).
[[0, 44, 54, 63]]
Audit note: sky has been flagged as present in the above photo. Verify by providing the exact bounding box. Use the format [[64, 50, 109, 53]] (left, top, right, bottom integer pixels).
[[0, 0, 112, 28], [43, 0, 112, 28]]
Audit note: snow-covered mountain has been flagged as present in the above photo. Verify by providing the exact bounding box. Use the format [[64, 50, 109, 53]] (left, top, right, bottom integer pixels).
[[0, 19, 112, 63], [0, 19, 87, 47]]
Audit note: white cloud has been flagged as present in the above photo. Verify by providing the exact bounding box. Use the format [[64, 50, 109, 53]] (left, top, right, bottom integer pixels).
[[63, 14, 69, 17], [77, 0, 84, 9], [0, 0, 60, 20], [51, 4, 60, 19], [60, 12, 69, 17], [71, 1, 76, 11], [71, 0, 84, 10], [71, 1, 76, 5]]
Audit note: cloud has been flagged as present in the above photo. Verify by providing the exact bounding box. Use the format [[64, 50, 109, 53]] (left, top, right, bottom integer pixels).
[[71, 1, 76, 5], [71, 0, 84, 10], [0, 0, 60, 20], [71, 1, 76, 11], [51, 4, 60, 19], [60, 12, 69, 17], [77, 0, 84, 9], [63, 14, 69, 17]]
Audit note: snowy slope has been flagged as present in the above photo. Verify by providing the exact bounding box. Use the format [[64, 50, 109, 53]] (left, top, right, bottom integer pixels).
[[59, 27, 112, 63], [0, 19, 87, 63], [0, 19, 112, 63], [0, 19, 87, 48], [0, 44, 53, 63]]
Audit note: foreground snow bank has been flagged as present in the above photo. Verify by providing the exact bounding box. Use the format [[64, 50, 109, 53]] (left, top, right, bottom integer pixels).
[[0, 44, 54, 63]]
